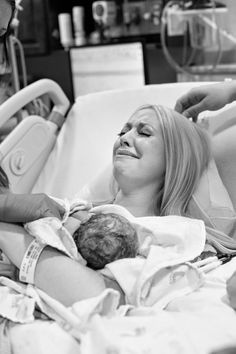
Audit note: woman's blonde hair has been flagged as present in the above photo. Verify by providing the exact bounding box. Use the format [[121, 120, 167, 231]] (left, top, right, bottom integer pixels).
[[111, 103, 236, 253], [138, 104, 236, 254], [139, 104, 212, 216]]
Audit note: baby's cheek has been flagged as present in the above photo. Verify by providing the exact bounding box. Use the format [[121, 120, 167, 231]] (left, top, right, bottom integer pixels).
[[63, 217, 81, 235]]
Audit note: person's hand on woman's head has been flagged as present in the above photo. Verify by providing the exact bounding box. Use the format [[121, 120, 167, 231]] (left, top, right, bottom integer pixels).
[[0, 193, 66, 223], [174, 81, 236, 122]]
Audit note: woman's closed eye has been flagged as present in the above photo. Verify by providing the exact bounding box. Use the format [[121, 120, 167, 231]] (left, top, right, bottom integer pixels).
[[118, 130, 151, 137], [138, 127, 152, 137], [137, 123, 152, 137], [117, 123, 152, 137], [139, 131, 151, 137], [118, 129, 129, 137]]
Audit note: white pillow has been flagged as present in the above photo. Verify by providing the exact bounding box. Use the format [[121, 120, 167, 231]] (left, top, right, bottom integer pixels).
[[75, 163, 116, 205]]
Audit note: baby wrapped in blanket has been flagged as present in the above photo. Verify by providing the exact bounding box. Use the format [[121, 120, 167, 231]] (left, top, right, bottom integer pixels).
[[0, 200, 139, 286], [24, 200, 140, 269], [23, 200, 206, 309]]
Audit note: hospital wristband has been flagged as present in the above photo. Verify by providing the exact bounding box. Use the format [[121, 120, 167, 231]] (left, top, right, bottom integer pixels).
[[19, 239, 46, 284]]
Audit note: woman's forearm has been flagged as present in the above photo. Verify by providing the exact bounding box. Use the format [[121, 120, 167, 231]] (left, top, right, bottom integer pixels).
[[35, 249, 106, 306], [0, 222, 106, 306], [0, 223, 32, 267]]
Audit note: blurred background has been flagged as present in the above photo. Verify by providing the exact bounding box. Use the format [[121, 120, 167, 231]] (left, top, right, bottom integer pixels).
[[1, 0, 236, 103]]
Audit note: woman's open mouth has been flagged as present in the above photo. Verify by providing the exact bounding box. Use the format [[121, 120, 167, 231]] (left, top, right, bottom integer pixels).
[[116, 149, 139, 158]]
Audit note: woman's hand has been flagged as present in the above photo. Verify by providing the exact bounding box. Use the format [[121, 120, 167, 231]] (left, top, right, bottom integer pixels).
[[175, 81, 236, 121], [0, 193, 66, 223]]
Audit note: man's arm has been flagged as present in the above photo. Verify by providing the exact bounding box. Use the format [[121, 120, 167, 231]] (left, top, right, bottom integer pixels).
[[175, 81, 236, 121], [0, 193, 66, 223]]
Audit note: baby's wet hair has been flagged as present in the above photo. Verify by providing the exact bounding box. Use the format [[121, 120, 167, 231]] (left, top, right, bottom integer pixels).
[[73, 212, 138, 270]]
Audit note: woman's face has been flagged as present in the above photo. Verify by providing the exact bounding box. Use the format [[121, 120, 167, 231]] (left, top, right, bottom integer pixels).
[[0, 0, 12, 37], [113, 107, 165, 190]]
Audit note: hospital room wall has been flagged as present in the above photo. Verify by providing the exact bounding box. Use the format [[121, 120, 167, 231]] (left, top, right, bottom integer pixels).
[[25, 44, 181, 102]]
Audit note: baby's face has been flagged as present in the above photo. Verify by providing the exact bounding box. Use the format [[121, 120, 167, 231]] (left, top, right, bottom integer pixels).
[[63, 210, 93, 235]]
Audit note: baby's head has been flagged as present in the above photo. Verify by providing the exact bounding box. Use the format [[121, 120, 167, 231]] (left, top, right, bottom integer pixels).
[[73, 212, 138, 270]]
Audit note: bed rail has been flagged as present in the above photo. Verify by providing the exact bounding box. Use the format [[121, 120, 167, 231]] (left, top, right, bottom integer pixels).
[[0, 78, 70, 128], [0, 79, 70, 193]]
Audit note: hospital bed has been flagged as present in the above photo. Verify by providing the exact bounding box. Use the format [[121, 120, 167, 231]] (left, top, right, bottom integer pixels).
[[1, 79, 236, 354]]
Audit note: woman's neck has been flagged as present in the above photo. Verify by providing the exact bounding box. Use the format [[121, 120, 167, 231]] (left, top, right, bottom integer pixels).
[[114, 187, 161, 217]]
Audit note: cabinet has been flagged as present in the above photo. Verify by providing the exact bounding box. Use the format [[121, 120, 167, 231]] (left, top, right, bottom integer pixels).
[[25, 44, 184, 102]]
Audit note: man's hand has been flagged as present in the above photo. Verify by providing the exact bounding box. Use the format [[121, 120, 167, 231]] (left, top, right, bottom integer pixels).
[[175, 82, 236, 121], [0, 193, 66, 223]]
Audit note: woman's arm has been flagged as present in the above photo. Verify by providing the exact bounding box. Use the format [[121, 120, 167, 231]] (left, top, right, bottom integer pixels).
[[0, 222, 106, 306]]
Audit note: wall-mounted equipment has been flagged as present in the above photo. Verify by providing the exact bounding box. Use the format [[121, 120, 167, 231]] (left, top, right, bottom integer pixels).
[[160, 0, 236, 78], [92, 1, 117, 40], [91, 0, 163, 42]]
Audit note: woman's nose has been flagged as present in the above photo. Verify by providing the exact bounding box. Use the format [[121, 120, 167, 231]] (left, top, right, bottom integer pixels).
[[120, 134, 130, 146], [120, 130, 133, 147]]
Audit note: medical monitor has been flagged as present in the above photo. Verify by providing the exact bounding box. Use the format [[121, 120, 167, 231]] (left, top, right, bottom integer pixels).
[[69, 41, 148, 99]]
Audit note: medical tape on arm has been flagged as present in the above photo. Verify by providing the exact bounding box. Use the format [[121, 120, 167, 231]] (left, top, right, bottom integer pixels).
[[19, 239, 46, 284]]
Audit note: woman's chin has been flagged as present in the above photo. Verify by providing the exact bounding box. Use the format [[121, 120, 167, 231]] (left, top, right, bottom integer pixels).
[[113, 162, 135, 181], [113, 159, 134, 172]]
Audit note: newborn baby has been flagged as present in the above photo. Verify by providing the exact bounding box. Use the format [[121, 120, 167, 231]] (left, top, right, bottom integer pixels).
[[72, 212, 139, 270]]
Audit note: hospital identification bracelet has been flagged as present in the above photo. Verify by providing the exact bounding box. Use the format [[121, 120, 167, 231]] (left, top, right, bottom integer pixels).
[[19, 239, 46, 284]]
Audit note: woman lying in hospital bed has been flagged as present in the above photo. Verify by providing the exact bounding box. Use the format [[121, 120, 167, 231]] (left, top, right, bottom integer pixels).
[[0, 97, 236, 354], [1, 103, 236, 310]]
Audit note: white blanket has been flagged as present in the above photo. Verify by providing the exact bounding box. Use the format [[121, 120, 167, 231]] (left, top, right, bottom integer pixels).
[[4, 201, 236, 354], [4, 258, 236, 354], [1, 206, 236, 354], [23, 202, 206, 309]]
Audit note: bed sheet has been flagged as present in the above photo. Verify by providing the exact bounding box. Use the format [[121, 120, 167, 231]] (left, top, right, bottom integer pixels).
[[6, 258, 236, 354], [10, 321, 80, 354], [0, 222, 235, 354]]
